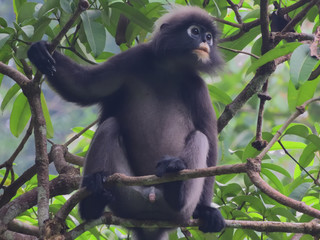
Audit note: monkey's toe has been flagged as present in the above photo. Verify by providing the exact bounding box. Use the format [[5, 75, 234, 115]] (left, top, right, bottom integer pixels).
[[79, 189, 113, 220], [193, 205, 226, 233]]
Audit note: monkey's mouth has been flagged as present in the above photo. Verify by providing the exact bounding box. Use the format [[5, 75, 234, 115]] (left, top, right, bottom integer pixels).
[[196, 46, 209, 54], [192, 43, 210, 63]]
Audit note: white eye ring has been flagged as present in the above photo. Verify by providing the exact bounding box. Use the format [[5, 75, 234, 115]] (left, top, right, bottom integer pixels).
[[205, 32, 213, 45], [187, 25, 200, 38]]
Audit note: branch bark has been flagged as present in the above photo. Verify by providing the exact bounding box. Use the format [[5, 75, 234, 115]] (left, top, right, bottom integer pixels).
[[65, 212, 320, 239]]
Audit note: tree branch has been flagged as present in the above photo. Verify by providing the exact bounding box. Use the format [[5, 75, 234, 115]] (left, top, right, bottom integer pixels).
[[0, 62, 31, 87], [247, 97, 320, 218], [281, 0, 319, 33], [217, 63, 275, 133], [8, 219, 39, 237], [65, 212, 320, 239]]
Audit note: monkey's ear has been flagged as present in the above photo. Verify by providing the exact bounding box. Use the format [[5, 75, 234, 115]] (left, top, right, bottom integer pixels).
[[160, 23, 169, 31]]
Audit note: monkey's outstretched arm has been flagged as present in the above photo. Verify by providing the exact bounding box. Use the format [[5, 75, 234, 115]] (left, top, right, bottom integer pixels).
[[27, 41, 151, 105]]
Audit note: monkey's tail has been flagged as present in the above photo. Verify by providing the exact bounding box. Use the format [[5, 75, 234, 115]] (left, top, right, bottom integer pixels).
[[131, 228, 171, 240]]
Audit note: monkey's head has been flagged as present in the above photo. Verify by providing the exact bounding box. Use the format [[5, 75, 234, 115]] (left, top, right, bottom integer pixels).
[[152, 6, 223, 73]]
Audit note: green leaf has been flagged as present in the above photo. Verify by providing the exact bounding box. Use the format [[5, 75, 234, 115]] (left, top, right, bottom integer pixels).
[[232, 210, 252, 220], [208, 85, 232, 105], [10, 93, 31, 137], [290, 44, 319, 89], [30, 17, 51, 41], [0, 33, 11, 49], [247, 42, 302, 74], [220, 26, 261, 62], [110, 2, 153, 32], [232, 195, 266, 213], [299, 143, 317, 168], [72, 127, 95, 139], [0, 44, 12, 64], [283, 124, 312, 139], [288, 77, 320, 111], [21, 25, 34, 38], [261, 163, 291, 178], [1, 84, 21, 111], [242, 132, 273, 162], [0, 17, 7, 28], [289, 182, 312, 202], [80, 11, 107, 57], [233, 229, 246, 240], [270, 207, 297, 222], [60, 0, 74, 14], [242, 9, 260, 21], [0, 74, 3, 87], [41, 93, 54, 139], [261, 168, 284, 194], [37, 0, 59, 17], [17, 2, 37, 24], [220, 183, 243, 199], [13, 0, 27, 16], [315, 122, 320, 135], [270, 141, 306, 150], [251, 37, 262, 62], [306, 134, 320, 149], [243, 230, 260, 240]]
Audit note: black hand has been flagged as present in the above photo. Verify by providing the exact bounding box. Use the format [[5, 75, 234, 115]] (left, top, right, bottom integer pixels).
[[156, 156, 186, 177], [27, 41, 56, 76]]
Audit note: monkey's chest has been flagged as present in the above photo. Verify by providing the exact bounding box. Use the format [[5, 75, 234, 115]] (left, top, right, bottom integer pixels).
[[118, 85, 194, 175]]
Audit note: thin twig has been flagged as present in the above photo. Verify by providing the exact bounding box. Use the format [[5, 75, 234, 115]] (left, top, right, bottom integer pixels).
[[256, 97, 320, 160], [218, 45, 260, 59], [278, 139, 319, 185], [64, 119, 98, 147]]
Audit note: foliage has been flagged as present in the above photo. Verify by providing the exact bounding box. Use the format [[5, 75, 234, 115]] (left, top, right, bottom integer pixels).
[[0, 0, 320, 239]]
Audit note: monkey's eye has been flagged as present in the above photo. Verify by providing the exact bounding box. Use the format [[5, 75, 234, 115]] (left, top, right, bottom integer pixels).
[[205, 32, 213, 45], [187, 25, 201, 38], [206, 33, 212, 41]]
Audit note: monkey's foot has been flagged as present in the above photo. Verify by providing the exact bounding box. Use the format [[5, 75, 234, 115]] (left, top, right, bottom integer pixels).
[[155, 156, 186, 177], [79, 172, 114, 220], [193, 205, 226, 233]]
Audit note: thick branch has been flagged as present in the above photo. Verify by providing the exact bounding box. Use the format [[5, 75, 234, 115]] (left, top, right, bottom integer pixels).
[[218, 63, 275, 133], [0, 174, 80, 234], [0, 231, 37, 240], [24, 1, 89, 236], [281, 0, 319, 33], [271, 32, 314, 42], [105, 164, 247, 187], [65, 212, 320, 239], [8, 220, 39, 237], [247, 97, 320, 218], [0, 62, 30, 86], [247, 158, 320, 219], [260, 0, 271, 54]]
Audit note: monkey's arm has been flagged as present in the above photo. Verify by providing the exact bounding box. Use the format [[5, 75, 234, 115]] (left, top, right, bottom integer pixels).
[[27, 41, 151, 105]]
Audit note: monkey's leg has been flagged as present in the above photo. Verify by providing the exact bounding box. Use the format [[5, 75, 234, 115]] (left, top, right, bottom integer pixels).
[[79, 117, 158, 220], [156, 131, 208, 211], [79, 117, 132, 220]]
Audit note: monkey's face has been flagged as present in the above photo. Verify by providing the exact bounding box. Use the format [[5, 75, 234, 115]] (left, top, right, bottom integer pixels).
[[152, 22, 221, 73], [186, 25, 214, 64]]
